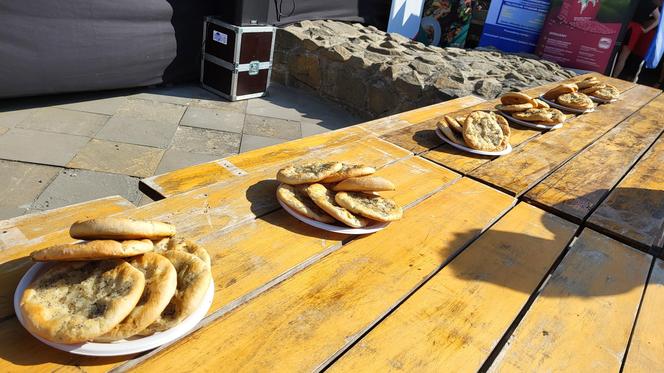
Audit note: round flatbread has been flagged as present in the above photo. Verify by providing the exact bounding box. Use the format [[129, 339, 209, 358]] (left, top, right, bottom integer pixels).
[[153, 236, 212, 267], [320, 163, 376, 183], [576, 77, 600, 89], [500, 92, 534, 106], [591, 84, 619, 100], [95, 253, 177, 341], [31, 239, 154, 261], [495, 103, 534, 113], [437, 120, 466, 146], [533, 99, 550, 109], [557, 92, 594, 110], [20, 260, 145, 344], [548, 108, 566, 123], [335, 192, 403, 222], [543, 83, 578, 100], [276, 161, 343, 185], [462, 111, 507, 151], [444, 115, 463, 134], [70, 218, 176, 240], [140, 251, 211, 335], [304, 184, 368, 228], [333, 176, 395, 192], [276, 183, 336, 224], [512, 108, 554, 122], [580, 83, 606, 94]]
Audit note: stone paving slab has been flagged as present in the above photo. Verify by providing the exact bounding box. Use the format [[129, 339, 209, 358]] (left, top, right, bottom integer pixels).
[[154, 148, 220, 175], [170, 126, 241, 156], [113, 99, 187, 124], [0, 127, 8, 136], [55, 96, 126, 115], [33, 169, 141, 210], [95, 116, 180, 148], [0, 108, 37, 129], [67, 139, 165, 178], [243, 114, 301, 140], [17, 107, 109, 137], [240, 134, 287, 153], [180, 106, 245, 133], [0, 128, 90, 166], [0, 160, 61, 219]]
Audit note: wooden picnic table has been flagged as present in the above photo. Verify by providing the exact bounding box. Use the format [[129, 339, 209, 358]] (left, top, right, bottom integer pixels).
[[1, 73, 663, 372]]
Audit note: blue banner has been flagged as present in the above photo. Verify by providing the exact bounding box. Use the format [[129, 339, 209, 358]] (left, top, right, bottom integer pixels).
[[479, 0, 550, 53]]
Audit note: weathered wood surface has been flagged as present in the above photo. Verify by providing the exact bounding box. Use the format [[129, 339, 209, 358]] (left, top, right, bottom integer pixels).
[[420, 74, 638, 174], [489, 229, 651, 372], [623, 259, 664, 372], [331, 203, 577, 372], [0, 196, 135, 319], [469, 85, 659, 196], [0, 156, 459, 373], [141, 96, 483, 199], [587, 135, 664, 251], [525, 93, 664, 222], [121, 179, 515, 372]]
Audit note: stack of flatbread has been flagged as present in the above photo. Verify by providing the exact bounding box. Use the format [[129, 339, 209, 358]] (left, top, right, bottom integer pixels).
[[437, 111, 511, 152], [496, 92, 568, 127], [20, 218, 212, 344], [574, 76, 620, 101], [542, 83, 595, 111], [275, 161, 403, 228]]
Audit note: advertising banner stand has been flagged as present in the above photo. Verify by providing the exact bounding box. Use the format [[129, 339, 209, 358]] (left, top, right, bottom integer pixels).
[[479, 0, 551, 53]]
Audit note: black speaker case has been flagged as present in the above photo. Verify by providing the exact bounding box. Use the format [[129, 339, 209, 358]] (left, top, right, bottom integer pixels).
[[200, 17, 276, 101]]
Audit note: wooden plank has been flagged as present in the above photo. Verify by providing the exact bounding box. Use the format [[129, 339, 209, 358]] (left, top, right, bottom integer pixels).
[[489, 228, 651, 372], [623, 258, 664, 372], [0, 196, 135, 319], [525, 94, 664, 222], [420, 75, 638, 174], [331, 203, 577, 372], [141, 126, 370, 198], [0, 157, 459, 372], [469, 85, 660, 196], [587, 135, 664, 251], [359, 95, 485, 136], [122, 178, 515, 372]]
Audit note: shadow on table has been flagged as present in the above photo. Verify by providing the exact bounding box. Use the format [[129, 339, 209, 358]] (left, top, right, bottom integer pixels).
[[445, 187, 664, 298]]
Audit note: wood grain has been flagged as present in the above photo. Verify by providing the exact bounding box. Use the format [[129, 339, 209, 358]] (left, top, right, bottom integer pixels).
[[125, 178, 515, 372], [331, 203, 577, 372], [623, 259, 664, 372], [0, 196, 135, 318], [587, 135, 664, 251], [469, 85, 660, 196], [420, 74, 637, 174], [525, 94, 664, 222], [142, 126, 370, 198], [359, 95, 485, 136], [489, 228, 651, 372]]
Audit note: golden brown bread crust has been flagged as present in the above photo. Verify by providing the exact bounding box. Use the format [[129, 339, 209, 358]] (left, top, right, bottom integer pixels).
[[70, 218, 176, 240], [153, 236, 212, 267], [95, 253, 177, 341], [335, 192, 403, 222], [20, 260, 145, 344], [462, 111, 508, 151], [320, 163, 376, 183], [276, 183, 336, 223], [276, 161, 343, 185], [333, 176, 396, 192], [437, 120, 466, 146], [140, 251, 211, 335], [31, 239, 154, 261], [304, 184, 368, 228], [543, 83, 578, 100], [500, 92, 535, 106]]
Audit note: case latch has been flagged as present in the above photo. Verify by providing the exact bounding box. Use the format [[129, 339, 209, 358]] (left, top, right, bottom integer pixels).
[[248, 61, 260, 76]]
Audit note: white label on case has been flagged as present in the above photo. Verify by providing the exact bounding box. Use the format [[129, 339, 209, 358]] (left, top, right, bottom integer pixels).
[[213, 30, 228, 45]]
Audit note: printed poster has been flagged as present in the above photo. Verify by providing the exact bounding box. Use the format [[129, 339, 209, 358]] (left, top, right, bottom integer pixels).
[[536, 0, 633, 72], [415, 0, 474, 47], [479, 0, 552, 53]]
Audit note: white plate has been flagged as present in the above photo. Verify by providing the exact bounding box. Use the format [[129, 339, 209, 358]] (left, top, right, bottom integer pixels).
[[589, 95, 618, 104], [498, 110, 563, 130], [538, 95, 595, 114], [14, 262, 214, 356], [435, 128, 512, 156], [278, 199, 389, 235]]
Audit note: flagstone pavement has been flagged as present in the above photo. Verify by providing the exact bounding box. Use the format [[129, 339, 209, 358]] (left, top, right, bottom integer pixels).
[[0, 83, 360, 220]]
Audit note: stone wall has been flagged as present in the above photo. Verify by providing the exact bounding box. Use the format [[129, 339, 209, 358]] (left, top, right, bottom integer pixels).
[[272, 20, 576, 119]]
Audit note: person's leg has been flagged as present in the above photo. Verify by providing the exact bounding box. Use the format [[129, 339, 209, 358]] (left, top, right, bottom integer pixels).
[[612, 45, 632, 77]]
